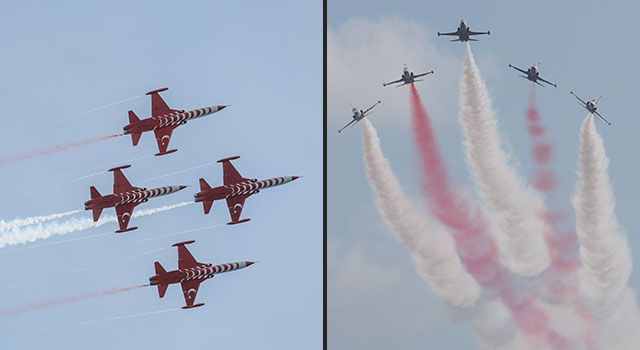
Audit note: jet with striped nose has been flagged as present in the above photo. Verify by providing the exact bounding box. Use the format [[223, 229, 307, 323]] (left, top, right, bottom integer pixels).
[[124, 87, 227, 156], [150, 240, 255, 309], [194, 156, 299, 225], [84, 165, 187, 233]]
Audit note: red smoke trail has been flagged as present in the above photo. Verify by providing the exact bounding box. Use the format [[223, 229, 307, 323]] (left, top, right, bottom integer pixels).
[[0, 284, 147, 317], [409, 84, 566, 348], [0, 134, 122, 167], [526, 86, 595, 348]]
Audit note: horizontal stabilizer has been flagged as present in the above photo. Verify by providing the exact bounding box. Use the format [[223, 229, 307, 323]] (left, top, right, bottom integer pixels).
[[199, 178, 211, 192], [92, 208, 103, 222], [157, 284, 168, 298], [90, 186, 102, 199], [202, 200, 213, 215], [146, 87, 169, 95], [172, 240, 196, 247], [154, 261, 167, 275], [128, 110, 140, 124], [217, 155, 241, 163], [108, 165, 131, 172], [131, 132, 142, 146]]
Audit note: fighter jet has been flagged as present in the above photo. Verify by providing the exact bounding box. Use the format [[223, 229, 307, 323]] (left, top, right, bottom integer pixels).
[[383, 65, 434, 87], [194, 156, 299, 225], [124, 88, 227, 156], [570, 91, 612, 126], [438, 19, 490, 42], [150, 240, 254, 309], [84, 165, 187, 233], [508, 63, 557, 87], [338, 100, 382, 133]]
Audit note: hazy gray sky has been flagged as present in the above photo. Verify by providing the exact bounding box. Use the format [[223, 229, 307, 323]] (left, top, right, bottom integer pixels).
[[329, 1, 640, 349], [0, 1, 321, 349]]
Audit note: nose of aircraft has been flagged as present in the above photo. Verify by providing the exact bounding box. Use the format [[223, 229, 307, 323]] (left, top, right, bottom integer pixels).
[[246, 261, 255, 267], [292, 176, 300, 181], [178, 185, 188, 191], [218, 105, 228, 110]]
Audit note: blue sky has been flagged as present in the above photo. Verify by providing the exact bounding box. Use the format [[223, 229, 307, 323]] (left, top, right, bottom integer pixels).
[[0, 1, 321, 349], [329, 1, 640, 349]]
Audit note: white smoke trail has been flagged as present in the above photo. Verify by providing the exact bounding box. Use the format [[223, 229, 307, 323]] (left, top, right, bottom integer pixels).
[[0, 209, 82, 233], [574, 116, 632, 314], [574, 115, 640, 348], [0, 202, 192, 248], [459, 44, 549, 277], [362, 118, 481, 307]]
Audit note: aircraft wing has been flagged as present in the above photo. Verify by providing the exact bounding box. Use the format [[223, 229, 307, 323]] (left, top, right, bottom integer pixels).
[[509, 65, 528, 75], [112, 168, 138, 193], [469, 30, 489, 35], [153, 126, 176, 155], [148, 91, 173, 117], [413, 71, 433, 79], [538, 76, 557, 87], [115, 203, 137, 232], [180, 279, 202, 308], [438, 31, 458, 36], [383, 78, 402, 86], [338, 119, 357, 133], [226, 195, 249, 223], [176, 243, 199, 269], [363, 101, 381, 115], [595, 111, 612, 126], [220, 158, 249, 185], [570, 92, 588, 106]]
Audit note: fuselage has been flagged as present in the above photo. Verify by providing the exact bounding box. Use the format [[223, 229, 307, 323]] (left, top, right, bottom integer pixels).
[[194, 176, 298, 203], [586, 100, 597, 113], [123, 105, 226, 135], [352, 109, 364, 120], [458, 21, 470, 41], [526, 66, 540, 81], [402, 69, 414, 84], [84, 185, 186, 210], [149, 261, 254, 286]]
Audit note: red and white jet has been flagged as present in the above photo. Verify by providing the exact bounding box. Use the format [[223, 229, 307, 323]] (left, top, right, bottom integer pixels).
[[194, 156, 299, 225], [84, 165, 187, 233], [149, 240, 255, 309], [124, 88, 227, 156]]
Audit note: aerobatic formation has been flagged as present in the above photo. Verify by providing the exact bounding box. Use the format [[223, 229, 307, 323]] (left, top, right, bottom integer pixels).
[[341, 19, 637, 349], [0, 87, 300, 317]]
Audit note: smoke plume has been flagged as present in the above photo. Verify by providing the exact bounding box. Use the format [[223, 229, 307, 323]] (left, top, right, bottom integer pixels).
[[0, 134, 122, 168], [0, 202, 192, 248], [362, 118, 481, 307], [458, 45, 549, 277]]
